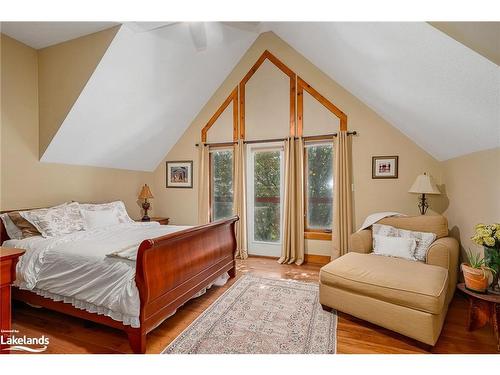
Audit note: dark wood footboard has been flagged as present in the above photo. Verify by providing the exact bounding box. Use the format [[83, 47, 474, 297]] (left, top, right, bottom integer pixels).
[[3, 213, 238, 354], [130, 216, 238, 353]]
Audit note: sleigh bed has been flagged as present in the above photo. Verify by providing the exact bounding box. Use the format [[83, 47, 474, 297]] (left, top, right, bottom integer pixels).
[[0, 209, 238, 354]]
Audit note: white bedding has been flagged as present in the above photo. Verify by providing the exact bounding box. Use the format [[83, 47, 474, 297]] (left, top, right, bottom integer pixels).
[[2, 222, 225, 328]]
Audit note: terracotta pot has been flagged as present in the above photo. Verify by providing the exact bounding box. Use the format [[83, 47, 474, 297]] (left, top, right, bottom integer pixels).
[[461, 263, 490, 293]]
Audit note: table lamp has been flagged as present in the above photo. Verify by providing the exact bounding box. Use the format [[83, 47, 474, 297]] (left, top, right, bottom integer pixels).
[[138, 184, 154, 221], [408, 173, 440, 215]]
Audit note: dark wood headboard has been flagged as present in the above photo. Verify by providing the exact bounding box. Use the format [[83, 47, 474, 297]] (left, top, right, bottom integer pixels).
[[0, 218, 9, 244]]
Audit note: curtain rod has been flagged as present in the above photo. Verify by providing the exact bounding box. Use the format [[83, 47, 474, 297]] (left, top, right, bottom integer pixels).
[[195, 131, 357, 147]]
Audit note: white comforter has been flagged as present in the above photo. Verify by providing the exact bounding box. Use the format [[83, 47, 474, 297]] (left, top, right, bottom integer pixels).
[[3, 222, 191, 328]]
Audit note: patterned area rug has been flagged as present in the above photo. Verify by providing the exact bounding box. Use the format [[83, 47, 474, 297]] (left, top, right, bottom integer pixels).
[[163, 275, 337, 354]]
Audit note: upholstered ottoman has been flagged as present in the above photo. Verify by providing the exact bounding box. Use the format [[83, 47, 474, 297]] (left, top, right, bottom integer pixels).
[[319, 252, 450, 345]]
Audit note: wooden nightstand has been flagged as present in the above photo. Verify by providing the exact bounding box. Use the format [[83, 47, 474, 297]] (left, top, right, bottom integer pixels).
[[138, 217, 170, 225], [150, 217, 170, 225], [0, 247, 25, 354]]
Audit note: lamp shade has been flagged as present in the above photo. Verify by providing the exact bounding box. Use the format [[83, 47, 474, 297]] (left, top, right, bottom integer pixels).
[[408, 173, 440, 195], [138, 184, 154, 199]]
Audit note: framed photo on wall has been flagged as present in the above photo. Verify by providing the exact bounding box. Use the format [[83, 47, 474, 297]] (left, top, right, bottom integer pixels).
[[372, 156, 399, 179], [166, 160, 193, 188]]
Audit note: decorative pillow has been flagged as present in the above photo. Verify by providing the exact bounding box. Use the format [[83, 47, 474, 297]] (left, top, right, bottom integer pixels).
[[372, 223, 398, 237], [79, 201, 133, 223], [397, 228, 436, 261], [373, 234, 417, 261], [7, 211, 42, 239], [81, 209, 121, 230], [20, 202, 85, 238], [1, 213, 24, 240], [372, 223, 436, 261]]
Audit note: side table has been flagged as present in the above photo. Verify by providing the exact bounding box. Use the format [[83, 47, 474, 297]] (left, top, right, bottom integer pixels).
[[457, 283, 499, 351]]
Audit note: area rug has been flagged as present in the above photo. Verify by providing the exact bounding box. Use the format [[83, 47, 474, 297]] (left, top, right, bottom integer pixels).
[[163, 275, 337, 354]]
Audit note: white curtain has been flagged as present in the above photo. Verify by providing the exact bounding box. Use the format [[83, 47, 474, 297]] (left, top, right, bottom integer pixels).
[[279, 137, 305, 265], [233, 139, 248, 259], [332, 131, 353, 258], [197, 144, 210, 225]]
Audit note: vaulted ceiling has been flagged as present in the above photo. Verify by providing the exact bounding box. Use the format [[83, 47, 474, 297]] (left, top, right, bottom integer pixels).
[[265, 22, 499, 161], [4, 22, 499, 171], [41, 22, 259, 170], [1, 22, 120, 49]]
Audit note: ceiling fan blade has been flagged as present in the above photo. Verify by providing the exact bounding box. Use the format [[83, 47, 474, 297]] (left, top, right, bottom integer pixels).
[[125, 22, 178, 33], [221, 22, 261, 33], [188, 22, 207, 52]]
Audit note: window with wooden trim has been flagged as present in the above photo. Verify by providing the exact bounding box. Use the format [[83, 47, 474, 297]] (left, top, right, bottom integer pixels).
[[304, 142, 334, 235], [210, 148, 234, 221]]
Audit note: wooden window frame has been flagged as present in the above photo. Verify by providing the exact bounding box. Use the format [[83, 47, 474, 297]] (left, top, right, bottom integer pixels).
[[200, 55, 350, 242], [297, 76, 347, 136], [303, 140, 333, 241], [297, 77, 347, 241], [201, 87, 238, 143], [239, 50, 296, 139]]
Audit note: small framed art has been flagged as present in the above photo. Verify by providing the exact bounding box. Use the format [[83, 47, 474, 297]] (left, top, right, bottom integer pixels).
[[372, 156, 398, 179], [166, 160, 193, 188]]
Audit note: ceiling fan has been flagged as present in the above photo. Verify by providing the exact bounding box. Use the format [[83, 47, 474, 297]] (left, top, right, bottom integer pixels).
[[125, 21, 261, 51]]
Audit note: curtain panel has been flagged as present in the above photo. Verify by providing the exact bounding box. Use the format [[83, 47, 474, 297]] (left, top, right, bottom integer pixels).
[[197, 144, 210, 225], [233, 139, 248, 259], [333, 131, 353, 258], [279, 137, 305, 265]]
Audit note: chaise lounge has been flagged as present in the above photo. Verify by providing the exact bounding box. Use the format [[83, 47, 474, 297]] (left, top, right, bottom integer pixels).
[[319, 215, 459, 346]]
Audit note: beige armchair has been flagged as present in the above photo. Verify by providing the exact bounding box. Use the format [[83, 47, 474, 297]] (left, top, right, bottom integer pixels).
[[320, 215, 459, 346]]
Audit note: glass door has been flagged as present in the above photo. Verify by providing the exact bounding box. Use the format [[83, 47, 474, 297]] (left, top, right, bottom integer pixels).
[[246, 143, 284, 257]]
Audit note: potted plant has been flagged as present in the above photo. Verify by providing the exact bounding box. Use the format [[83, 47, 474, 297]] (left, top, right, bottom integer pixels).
[[471, 223, 500, 293], [461, 250, 496, 293]]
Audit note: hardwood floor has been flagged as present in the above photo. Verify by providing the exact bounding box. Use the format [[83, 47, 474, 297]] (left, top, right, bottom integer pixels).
[[11, 257, 498, 354]]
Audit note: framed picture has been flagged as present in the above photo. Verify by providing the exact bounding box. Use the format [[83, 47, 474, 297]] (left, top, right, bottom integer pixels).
[[166, 160, 193, 188], [372, 156, 399, 179]]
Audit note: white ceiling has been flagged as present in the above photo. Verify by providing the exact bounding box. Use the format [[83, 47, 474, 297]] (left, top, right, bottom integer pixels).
[[13, 21, 498, 170], [263, 22, 499, 161], [0, 22, 119, 49], [41, 22, 259, 170]]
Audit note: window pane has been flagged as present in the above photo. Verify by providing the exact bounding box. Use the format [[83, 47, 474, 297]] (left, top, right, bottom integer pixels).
[[211, 150, 233, 221], [306, 143, 333, 230], [254, 150, 281, 242]]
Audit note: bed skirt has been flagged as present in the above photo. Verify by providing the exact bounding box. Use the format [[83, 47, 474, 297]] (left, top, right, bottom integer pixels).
[[19, 272, 230, 328]]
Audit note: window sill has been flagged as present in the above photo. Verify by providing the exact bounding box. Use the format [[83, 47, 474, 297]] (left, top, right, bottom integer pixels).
[[304, 231, 332, 241]]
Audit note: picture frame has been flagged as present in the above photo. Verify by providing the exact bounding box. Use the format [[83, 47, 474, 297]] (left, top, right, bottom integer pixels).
[[166, 160, 193, 188], [372, 156, 399, 179]]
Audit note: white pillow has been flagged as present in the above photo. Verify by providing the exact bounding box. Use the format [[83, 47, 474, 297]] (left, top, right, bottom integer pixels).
[[79, 201, 133, 223], [81, 209, 121, 230], [0, 213, 23, 240], [373, 234, 417, 261], [372, 223, 436, 261], [20, 202, 85, 238]]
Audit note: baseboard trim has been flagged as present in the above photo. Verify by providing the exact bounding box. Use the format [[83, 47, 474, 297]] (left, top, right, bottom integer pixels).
[[247, 254, 331, 265]]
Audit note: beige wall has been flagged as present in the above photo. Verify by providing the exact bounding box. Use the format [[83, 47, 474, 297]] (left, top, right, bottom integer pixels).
[[0, 34, 152, 218], [2, 29, 493, 258], [38, 26, 119, 156], [442, 148, 500, 258], [428, 22, 500, 66], [151, 32, 444, 256]]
